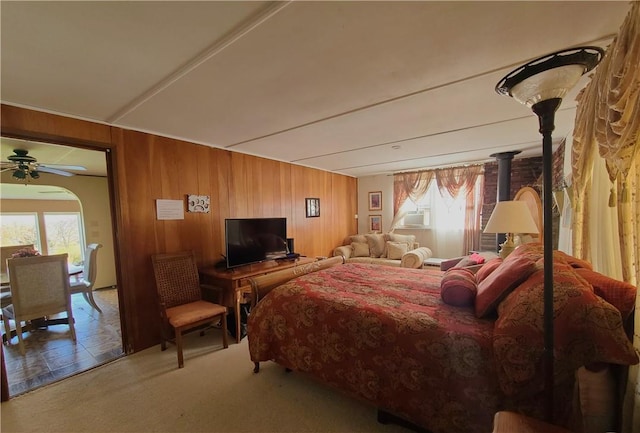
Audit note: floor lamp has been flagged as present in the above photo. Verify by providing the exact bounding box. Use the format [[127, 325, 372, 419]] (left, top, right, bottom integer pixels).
[[495, 46, 604, 423]]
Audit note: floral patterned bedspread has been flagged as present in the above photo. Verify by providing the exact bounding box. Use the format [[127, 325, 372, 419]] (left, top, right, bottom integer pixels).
[[247, 263, 503, 433]]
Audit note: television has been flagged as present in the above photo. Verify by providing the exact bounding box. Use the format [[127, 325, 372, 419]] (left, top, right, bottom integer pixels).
[[225, 217, 288, 269]]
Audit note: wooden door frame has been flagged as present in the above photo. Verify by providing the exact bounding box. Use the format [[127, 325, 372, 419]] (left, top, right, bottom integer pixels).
[[1, 105, 131, 399]]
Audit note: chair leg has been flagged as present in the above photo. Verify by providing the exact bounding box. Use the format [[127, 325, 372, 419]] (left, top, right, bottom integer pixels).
[[68, 314, 77, 343], [82, 291, 102, 313], [175, 328, 184, 368], [15, 320, 25, 355], [2, 314, 11, 345]]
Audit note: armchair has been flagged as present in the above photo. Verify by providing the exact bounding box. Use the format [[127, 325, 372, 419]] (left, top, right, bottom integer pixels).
[[2, 253, 76, 355]]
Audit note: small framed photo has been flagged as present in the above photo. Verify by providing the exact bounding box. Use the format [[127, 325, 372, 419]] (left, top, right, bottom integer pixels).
[[306, 198, 320, 218], [368, 191, 382, 211], [369, 215, 382, 232]]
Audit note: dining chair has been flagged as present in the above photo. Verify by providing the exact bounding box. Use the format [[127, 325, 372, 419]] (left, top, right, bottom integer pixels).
[[1, 253, 76, 355], [151, 251, 228, 368], [70, 243, 103, 312], [1, 244, 35, 275]]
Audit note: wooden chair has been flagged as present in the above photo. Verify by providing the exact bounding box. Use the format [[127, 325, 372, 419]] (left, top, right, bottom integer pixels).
[[1, 244, 34, 278], [70, 243, 103, 312], [151, 251, 228, 368], [1, 253, 76, 355]]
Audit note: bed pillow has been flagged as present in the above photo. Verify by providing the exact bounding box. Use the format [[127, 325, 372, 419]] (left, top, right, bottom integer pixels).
[[440, 268, 477, 307], [555, 250, 593, 270], [365, 233, 386, 258], [475, 254, 538, 318], [386, 241, 408, 260], [574, 268, 637, 320], [351, 242, 370, 258], [493, 263, 638, 397], [475, 257, 503, 284]]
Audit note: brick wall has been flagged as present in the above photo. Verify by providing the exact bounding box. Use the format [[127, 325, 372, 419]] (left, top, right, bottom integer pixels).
[[480, 145, 564, 253]]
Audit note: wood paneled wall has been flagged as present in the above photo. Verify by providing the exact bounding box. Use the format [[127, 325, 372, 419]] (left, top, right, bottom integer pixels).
[[1, 104, 358, 352]]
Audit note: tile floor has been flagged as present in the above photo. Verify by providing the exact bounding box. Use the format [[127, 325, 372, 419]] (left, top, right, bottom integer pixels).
[[2, 288, 123, 397]]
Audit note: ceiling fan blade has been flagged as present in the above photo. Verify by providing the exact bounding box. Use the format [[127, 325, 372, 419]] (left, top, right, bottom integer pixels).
[[37, 166, 74, 177], [1, 166, 16, 173], [40, 163, 87, 171]]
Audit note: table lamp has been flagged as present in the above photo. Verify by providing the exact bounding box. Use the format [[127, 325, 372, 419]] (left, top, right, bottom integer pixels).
[[484, 200, 539, 258]]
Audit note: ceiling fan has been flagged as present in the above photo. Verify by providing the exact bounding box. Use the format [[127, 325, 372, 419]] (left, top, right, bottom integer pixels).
[[0, 149, 87, 181]]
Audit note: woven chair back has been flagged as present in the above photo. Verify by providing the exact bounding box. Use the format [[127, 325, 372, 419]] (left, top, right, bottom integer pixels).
[[152, 251, 202, 309]]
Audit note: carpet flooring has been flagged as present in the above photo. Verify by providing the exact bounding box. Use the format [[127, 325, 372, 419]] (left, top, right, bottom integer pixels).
[[1, 329, 412, 433]]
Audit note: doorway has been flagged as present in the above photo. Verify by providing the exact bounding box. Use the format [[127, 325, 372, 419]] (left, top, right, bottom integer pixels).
[[0, 138, 124, 397]]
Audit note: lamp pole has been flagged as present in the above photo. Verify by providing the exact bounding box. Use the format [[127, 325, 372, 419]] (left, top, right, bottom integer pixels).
[[532, 97, 561, 421]]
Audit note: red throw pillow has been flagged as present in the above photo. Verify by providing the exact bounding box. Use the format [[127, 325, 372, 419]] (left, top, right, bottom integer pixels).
[[475, 255, 538, 318], [555, 250, 593, 270], [475, 257, 503, 284], [469, 252, 486, 264], [440, 268, 477, 307], [574, 268, 637, 320]]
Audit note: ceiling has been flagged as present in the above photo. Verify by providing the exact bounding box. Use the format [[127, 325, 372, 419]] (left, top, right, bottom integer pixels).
[[0, 1, 631, 178]]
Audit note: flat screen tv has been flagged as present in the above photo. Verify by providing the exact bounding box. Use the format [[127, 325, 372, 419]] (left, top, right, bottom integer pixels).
[[225, 217, 288, 269]]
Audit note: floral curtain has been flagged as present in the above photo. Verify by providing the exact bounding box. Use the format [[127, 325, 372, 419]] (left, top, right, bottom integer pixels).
[[570, 3, 640, 431], [390, 165, 484, 254], [390, 170, 434, 229], [434, 165, 485, 253]]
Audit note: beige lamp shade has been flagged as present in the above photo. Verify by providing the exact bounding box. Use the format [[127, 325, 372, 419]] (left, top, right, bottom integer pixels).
[[484, 200, 539, 234]]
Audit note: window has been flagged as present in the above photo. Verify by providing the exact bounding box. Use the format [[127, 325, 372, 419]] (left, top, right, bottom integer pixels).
[[0, 213, 41, 250], [399, 178, 482, 232], [399, 186, 436, 229], [44, 213, 85, 264], [0, 212, 85, 265]]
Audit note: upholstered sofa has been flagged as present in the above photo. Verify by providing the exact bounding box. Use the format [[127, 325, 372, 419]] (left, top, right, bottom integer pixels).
[[332, 233, 433, 268]]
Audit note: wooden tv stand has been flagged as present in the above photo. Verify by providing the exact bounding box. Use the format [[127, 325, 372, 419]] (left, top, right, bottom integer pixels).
[[199, 256, 316, 343]]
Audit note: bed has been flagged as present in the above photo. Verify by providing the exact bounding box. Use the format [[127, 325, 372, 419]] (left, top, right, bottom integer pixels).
[[247, 245, 638, 433]]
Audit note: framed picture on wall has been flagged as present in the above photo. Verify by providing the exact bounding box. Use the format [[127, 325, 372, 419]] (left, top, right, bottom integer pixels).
[[368, 191, 382, 211], [369, 215, 382, 233], [306, 198, 320, 217]]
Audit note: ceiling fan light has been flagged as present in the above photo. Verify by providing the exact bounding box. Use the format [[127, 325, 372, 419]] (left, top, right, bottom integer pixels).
[[12, 169, 26, 180], [30, 170, 40, 179]]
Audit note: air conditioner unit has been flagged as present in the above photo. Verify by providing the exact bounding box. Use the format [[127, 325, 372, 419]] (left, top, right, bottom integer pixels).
[[404, 213, 424, 226]]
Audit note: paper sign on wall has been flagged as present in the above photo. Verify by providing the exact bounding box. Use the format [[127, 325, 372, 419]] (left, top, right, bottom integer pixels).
[[156, 199, 184, 220]]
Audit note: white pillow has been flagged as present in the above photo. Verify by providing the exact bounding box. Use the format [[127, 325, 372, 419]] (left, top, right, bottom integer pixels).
[[386, 241, 408, 260], [365, 233, 386, 258], [351, 242, 370, 257]]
